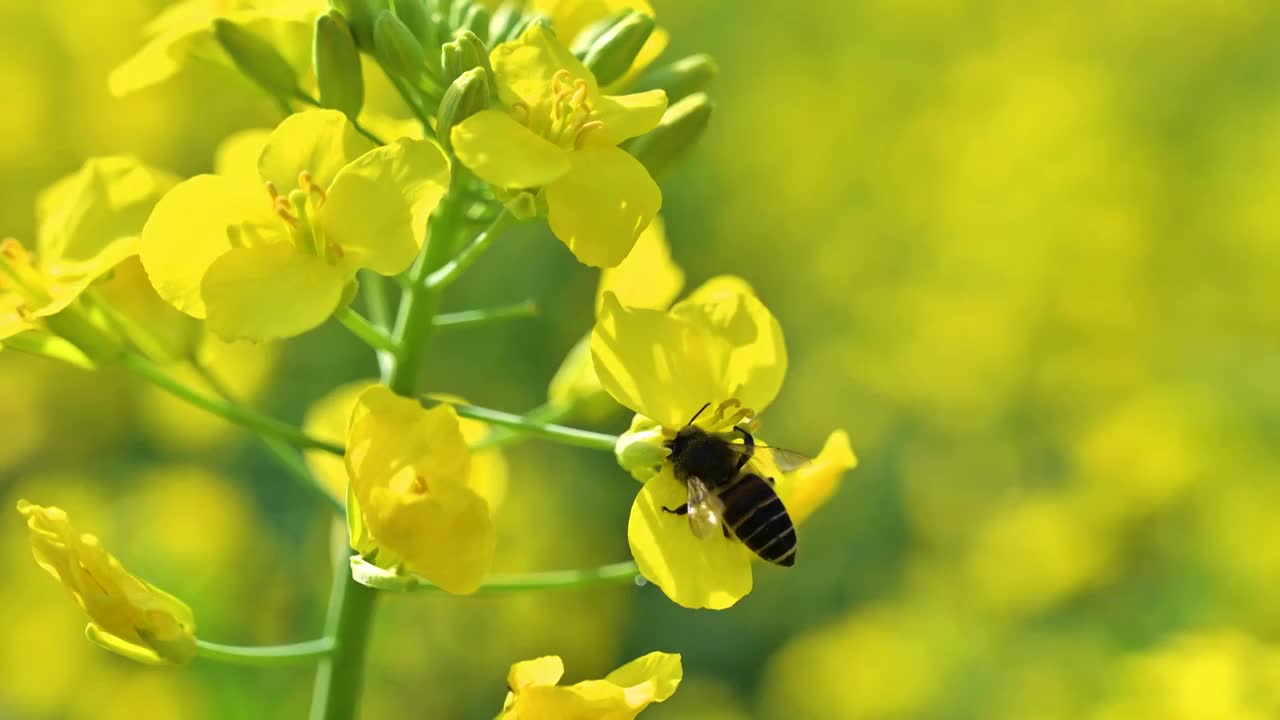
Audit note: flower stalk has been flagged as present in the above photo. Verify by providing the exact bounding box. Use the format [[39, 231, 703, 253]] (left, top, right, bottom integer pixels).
[[197, 638, 335, 666]]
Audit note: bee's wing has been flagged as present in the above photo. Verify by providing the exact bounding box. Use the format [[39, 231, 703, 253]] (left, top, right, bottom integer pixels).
[[686, 476, 723, 539], [723, 443, 812, 473]]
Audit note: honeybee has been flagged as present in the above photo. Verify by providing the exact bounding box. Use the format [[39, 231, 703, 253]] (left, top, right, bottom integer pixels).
[[662, 402, 810, 566]]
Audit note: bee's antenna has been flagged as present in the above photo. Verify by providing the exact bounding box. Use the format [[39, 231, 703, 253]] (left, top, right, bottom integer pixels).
[[687, 402, 711, 426]]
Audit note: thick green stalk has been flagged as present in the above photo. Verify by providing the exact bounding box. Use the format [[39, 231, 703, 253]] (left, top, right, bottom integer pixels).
[[309, 168, 469, 720], [197, 638, 335, 666], [352, 557, 642, 593]]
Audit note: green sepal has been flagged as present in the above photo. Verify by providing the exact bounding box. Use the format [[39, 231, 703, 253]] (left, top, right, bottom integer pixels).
[[625, 92, 713, 179], [581, 11, 654, 86], [314, 11, 365, 119]]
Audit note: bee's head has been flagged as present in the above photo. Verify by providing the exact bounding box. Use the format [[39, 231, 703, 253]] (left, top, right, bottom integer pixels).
[[664, 424, 703, 459]]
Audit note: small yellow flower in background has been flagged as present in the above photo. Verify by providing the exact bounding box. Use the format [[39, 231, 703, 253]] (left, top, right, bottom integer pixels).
[[15, 501, 197, 666], [548, 217, 683, 418], [451, 24, 666, 268], [591, 277, 854, 609], [109, 0, 322, 97], [141, 109, 450, 341], [303, 381, 508, 510], [1, 156, 176, 358], [499, 651, 682, 719], [345, 386, 496, 594]]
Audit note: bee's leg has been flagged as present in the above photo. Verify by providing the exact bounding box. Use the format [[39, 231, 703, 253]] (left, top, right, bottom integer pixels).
[[721, 523, 731, 539], [662, 504, 690, 515], [733, 426, 756, 472]]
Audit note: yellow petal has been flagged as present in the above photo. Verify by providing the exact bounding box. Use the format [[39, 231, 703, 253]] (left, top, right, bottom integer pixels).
[[140, 174, 284, 318], [16, 500, 196, 665], [591, 292, 731, 427], [258, 109, 376, 192], [0, 293, 36, 340], [671, 276, 788, 417], [546, 146, 661, 267], [490, 23, 598, 109], [92, 257, 203, 364], [589, 90, 668, 147], [201, 243, 348, 341], [452, 110, 571, 189], [215, 129, 272, 181], [509, 655, 565, 690], [108, 16, 215, 96], [346, 387, 495, 594], [303, 380, 377, 502], [596, 215, 684, 314], [35, 156, 175, 281], [321, 139, 451, 275], [605, 651, 683, 703], [530, 0, 655, 43], [627, 468, 753, 609], [777, 430, 857, 525]]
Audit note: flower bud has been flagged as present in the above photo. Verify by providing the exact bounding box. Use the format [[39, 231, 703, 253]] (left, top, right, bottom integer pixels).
[[438, 67, 489, 152], [447, 0, 474, 30], [548, 335, 618, 423], [626, 92, 712, 179], [460, 4, 490, 44], [569, 9, 629, 56], [393, 0, 433, 45], [374, 10, 430, 87], [488, 3, 522, 44], [581, 11, 655, 87], [632, 54, 718, 102], [441, 29, 491, 87], [314, 11, 365, 120], [211, 18, 300, 101]]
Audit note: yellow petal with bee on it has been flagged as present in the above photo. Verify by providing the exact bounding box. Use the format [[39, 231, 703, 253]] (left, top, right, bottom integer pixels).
[[670, 275, 788, 419], [591, 292, 732, 428], [627, 466, 753, 610]]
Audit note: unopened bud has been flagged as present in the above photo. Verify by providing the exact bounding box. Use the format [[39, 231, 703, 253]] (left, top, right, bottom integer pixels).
[[212, 19, 300, 101], [374, 11, 430, 87], [460, 4, 490, 44], [632, 54, 718, 103], [437, 67, 489, 152], [570, 9, 629, 56], [626, 92, 712, 178], [394, 0, 444, 74], [447, 0, 473, 30], [615, 414, 669, 482], [314, 12, 365, 119], [488, 3, 522, 44], [441, 29, 491, 87], [581, 11, 654, 86]]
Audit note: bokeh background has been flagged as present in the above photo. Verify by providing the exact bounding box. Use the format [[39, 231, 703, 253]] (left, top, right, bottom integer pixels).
[[4, 0, 1280, 718]]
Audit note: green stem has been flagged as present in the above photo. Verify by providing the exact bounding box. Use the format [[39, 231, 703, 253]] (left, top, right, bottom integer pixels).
[[432, 300, 538, 332], [468, 402, 567, 451], [433, 400, 618, 452], [197, 638, 335, 666], [190, 362, 345, 516], [310, 165, 469, 720], [119, 353, 345, 456], [359, 271, 392, 329], [352, 558, 642, 594], [424, 209, 517, 290], [336, 307, 398, 354]]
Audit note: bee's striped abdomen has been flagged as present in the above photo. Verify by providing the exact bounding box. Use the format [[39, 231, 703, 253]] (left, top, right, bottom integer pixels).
[[721, 473, 797, 566]]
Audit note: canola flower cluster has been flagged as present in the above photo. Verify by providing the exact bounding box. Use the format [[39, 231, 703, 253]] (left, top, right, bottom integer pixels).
[[4, 0, 856, 718]]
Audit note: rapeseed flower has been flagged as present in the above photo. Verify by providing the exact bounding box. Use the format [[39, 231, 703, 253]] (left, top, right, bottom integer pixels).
[[141, 109, 449, 341], [498, 651, 682, 719]]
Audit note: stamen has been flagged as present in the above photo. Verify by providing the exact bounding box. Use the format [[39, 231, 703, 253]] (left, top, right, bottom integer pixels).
[[264, 181, 280, 202], [574, 121, 605, 149], [298, 171, 327, 207], [552, 69, 573, 94], [274, 198, 299, 228], [413, 474, 430, 494]]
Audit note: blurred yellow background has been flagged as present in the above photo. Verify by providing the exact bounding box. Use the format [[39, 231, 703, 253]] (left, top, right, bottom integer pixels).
[[4, 0, 1280, 718]]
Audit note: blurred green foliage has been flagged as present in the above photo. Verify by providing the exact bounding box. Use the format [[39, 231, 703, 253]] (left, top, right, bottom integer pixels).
[[4, 0, 1280, 718]]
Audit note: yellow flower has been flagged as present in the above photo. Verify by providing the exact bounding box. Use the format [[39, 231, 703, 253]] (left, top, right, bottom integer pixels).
[[499, 651, 682, 719], [109, 0, 321, 97], [450, 25, 666, 268], [141, 109, 450, 341], [303, 381, 508, 510], [591, 277, 854, 609], [345, 386, 496, 594], [1, 156, 176, 358], [548, 217, 683, 417], [15, 501, 197, 666]]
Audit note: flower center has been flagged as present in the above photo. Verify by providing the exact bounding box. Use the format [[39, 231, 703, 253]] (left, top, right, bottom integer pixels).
[[662, 398, 758, 438], [260, 171, 344, 264], [511, 70, 606, 150], [0, 239, 54, 315]]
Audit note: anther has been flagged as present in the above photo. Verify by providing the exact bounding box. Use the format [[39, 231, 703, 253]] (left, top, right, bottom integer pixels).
[[574, 121, 605, 149], [299, 171, 327, 207]]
